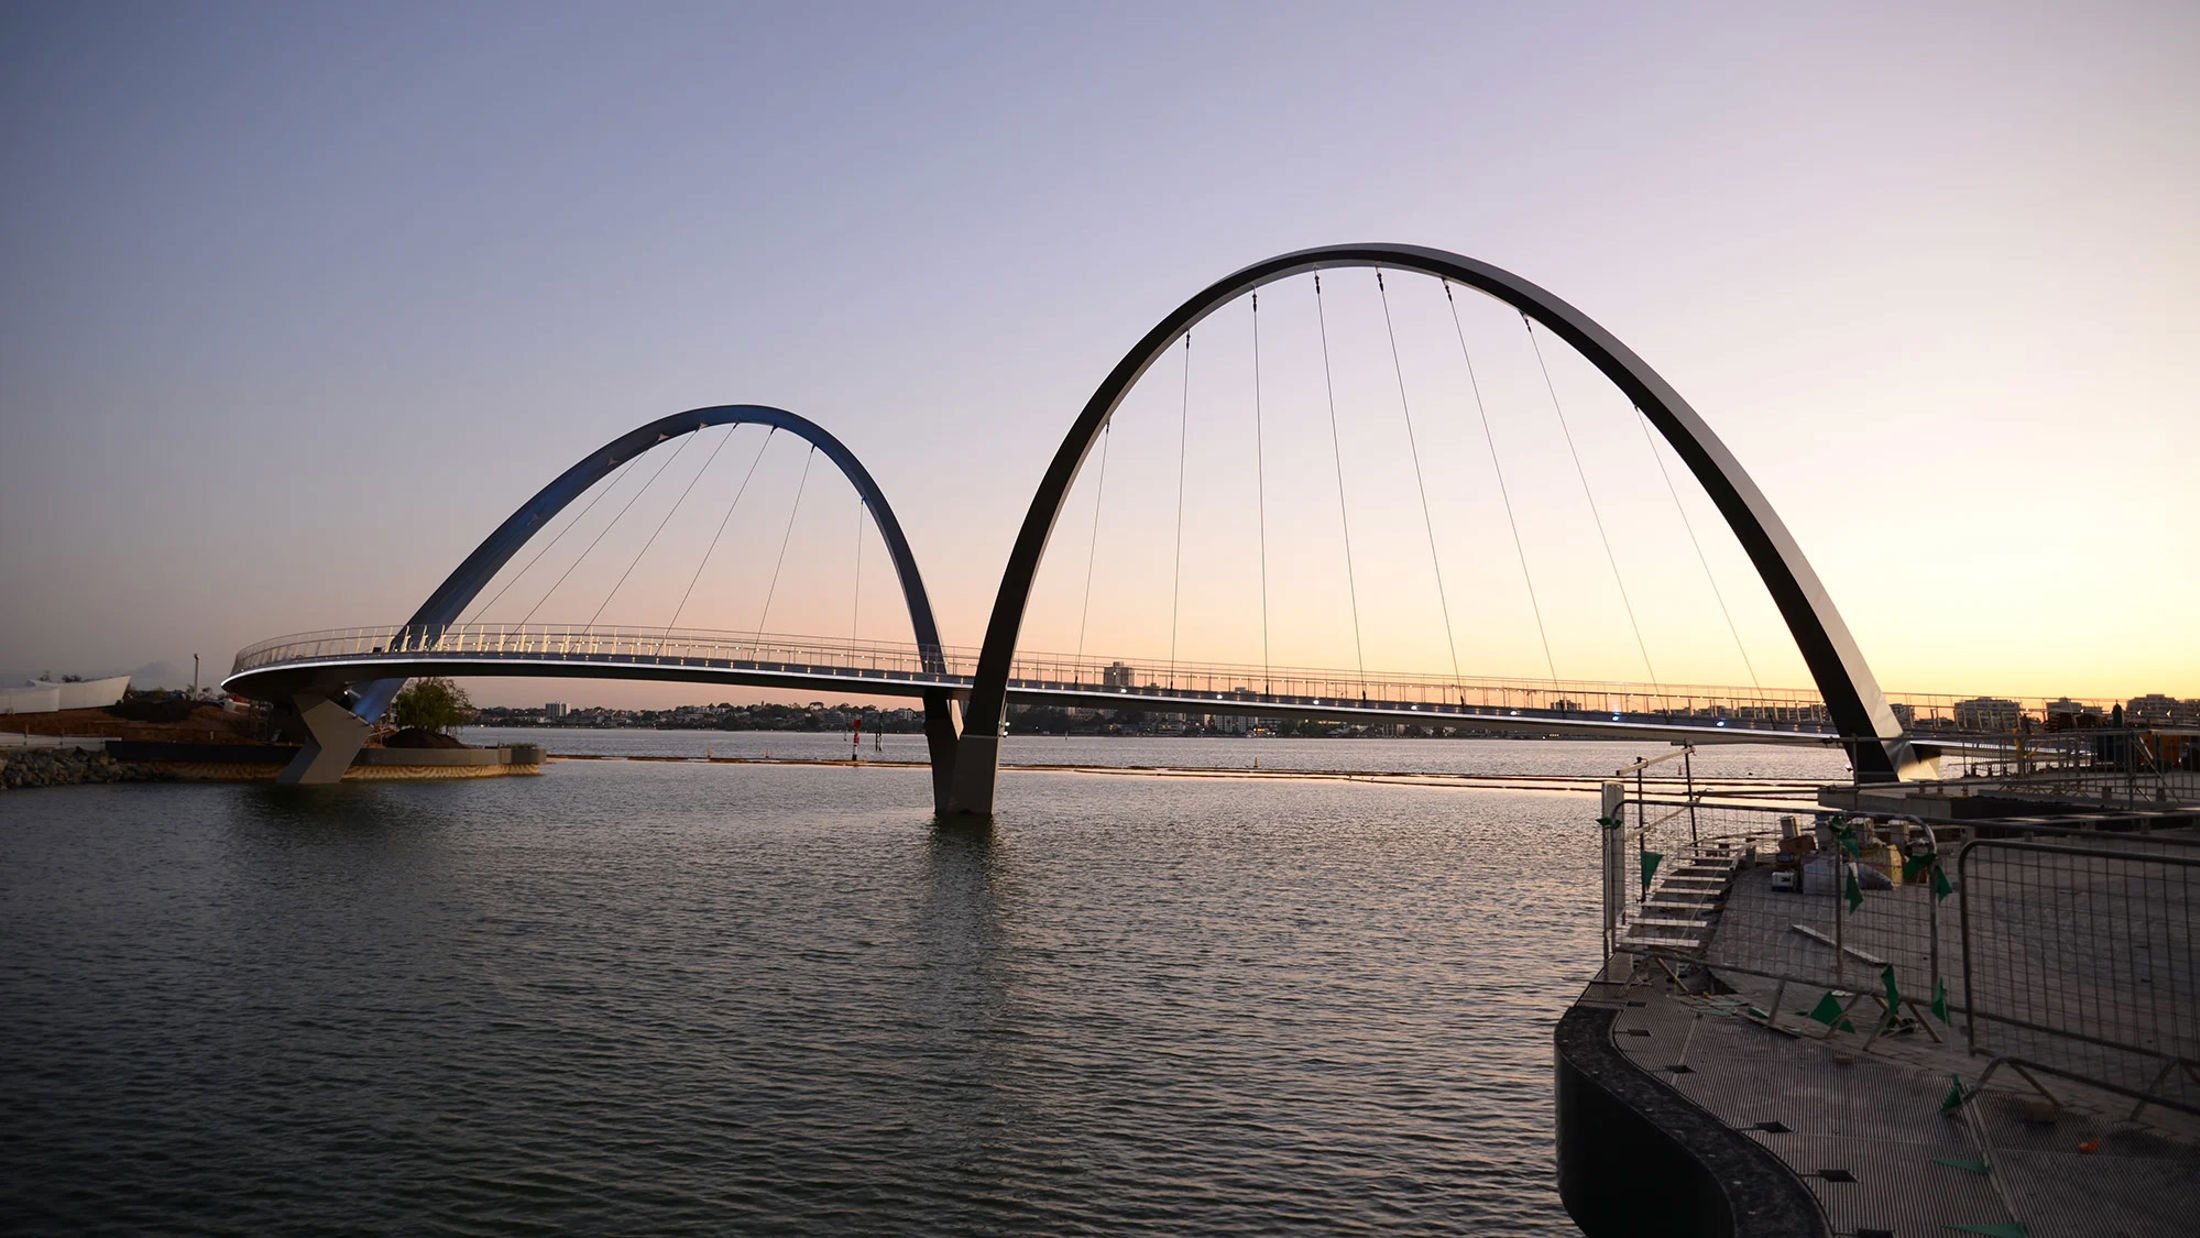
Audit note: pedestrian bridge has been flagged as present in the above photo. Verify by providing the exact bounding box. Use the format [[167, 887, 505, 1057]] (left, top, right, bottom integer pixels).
[[228, 621, 1957, 745], [226, 243, 1973, 812]]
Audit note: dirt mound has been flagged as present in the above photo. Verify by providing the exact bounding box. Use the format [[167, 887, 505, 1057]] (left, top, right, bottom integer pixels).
[[108, 696, 200, 724], [380, 727, 470, 750], [6, 702, 263, 742]]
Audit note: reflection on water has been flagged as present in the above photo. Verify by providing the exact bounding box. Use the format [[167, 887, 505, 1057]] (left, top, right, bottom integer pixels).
[[463, 727, 1858, 783], [1, 761, 1600, 1232]]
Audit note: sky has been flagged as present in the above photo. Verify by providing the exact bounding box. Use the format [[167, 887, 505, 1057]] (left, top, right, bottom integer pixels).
[[2, 1, 2194, 708]]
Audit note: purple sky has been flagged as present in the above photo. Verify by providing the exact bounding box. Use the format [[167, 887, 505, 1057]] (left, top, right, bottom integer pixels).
[[3, 2, 2194, 705]]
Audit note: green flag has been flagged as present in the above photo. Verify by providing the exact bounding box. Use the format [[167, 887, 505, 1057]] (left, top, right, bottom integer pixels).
[[1845, 866, 1864, 913], [1941, 1072, 1969, 1115], [1641, 850, 1663, 887], [1882, 964, 1901, 1013], [1933, 861, 1954, 902], [1903, 851, 1935, 883], [1932, 978, 1950, 1024], [1805, 991, 1855, 1032], [1835, 820, 1861, 858]]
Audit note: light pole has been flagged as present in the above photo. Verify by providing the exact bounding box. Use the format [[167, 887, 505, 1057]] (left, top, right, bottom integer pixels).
[[191, 653, 199, 698]]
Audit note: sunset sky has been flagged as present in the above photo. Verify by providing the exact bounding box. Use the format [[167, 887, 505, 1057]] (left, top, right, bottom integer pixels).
[[3, 2, 2194, 707]]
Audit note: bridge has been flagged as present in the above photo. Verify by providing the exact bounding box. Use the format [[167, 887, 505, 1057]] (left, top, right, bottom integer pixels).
[[229, 622, 2039, 744], [229, 242, 1967, 814]]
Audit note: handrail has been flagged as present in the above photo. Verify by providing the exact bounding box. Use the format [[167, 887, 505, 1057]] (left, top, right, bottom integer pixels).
[[222, 621, 2159, 736]]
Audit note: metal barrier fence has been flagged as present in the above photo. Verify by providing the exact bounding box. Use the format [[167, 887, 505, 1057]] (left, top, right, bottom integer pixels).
[[1960, 840, 2200, 1113], [1598, 788, 2200, 1115], [1953, 728, 2200, 810]]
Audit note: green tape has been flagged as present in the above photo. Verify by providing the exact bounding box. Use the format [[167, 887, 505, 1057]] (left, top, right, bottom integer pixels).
[[1942, 1072, 1970, 1115], [1804, 992, 1855, 1032]]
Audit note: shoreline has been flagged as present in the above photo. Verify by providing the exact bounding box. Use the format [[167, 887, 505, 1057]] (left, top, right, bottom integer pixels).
[[0, 740, 544, 790], [542, 749, 1825, 800]]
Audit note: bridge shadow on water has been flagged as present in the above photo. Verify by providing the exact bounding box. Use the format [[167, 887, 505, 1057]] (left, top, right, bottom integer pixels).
[[916, 815, 1012, 1023], [908, 814, 1060, 1181]]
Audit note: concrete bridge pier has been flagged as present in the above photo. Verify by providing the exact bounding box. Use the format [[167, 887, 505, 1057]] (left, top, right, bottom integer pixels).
[[279, 693, 371, 785], [922, 690, 964, 817], [946, 731, 999, 818]]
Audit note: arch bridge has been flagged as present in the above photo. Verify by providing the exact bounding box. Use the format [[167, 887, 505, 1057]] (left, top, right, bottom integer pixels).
[[226, 244, 1936, 816]]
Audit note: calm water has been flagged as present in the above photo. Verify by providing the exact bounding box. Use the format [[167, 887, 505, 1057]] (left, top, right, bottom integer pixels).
[[0, 738, 1841, 1232], [463, 727, 1855, 782]]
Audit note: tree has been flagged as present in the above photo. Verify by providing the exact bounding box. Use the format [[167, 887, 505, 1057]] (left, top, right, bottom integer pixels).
[[390, 677, 476, 734]]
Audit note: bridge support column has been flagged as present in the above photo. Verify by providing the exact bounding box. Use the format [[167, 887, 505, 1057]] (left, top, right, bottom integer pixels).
[[946, 730, 1000, 817], [923, 690, 963, 817], [278, 693, 371, 785], [1873, 739, 1941, 781]]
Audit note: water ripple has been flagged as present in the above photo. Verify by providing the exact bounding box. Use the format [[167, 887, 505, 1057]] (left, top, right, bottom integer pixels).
[[1, 760, 1601, 1232]]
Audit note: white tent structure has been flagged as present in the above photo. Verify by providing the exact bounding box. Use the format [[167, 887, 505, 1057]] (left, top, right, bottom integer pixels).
[[0, 676, 131, 715]]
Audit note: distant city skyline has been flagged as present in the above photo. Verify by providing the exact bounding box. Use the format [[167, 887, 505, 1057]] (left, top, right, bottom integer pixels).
[[3, 2, 2194, 706]]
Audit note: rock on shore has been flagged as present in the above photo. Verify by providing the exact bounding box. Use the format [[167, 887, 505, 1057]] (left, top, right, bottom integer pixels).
[[0, 747, 170, 790]]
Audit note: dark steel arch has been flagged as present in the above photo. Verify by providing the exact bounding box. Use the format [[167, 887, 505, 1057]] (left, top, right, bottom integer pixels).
[[949, 244, 1922, 814], [347, 404, 963, 809]]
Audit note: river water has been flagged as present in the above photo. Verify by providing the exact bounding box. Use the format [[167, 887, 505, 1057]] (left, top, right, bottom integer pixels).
[[0, 735, 1849, 1233]]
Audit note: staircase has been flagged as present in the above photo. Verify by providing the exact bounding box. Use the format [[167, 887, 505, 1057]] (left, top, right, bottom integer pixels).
[[1619, 842, 1743, 956]]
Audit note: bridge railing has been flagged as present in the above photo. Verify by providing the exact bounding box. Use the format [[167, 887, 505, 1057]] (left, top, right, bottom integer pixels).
[[997, 652, 2129, 734], [228, 623, 1848, 726], [1000, 648, 1844, 729], [227, 622, 2136, 738], [228, 624, 966, 681]]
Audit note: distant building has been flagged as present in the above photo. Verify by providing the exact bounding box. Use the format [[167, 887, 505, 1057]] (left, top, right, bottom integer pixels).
[[544, 701, 567, 719], [1953, 696, 2023, 731], [2126, 694, 2200, 725], [1102, 661, 1135, 690], [2039, 697, 2107, 732]]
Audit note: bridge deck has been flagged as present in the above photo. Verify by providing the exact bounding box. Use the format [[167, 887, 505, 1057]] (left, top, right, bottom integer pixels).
[[220, 623, 2097, 748], [219, 624, 1871, 744]]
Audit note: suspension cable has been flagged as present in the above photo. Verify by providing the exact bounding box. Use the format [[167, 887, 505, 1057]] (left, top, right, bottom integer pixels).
[[587, 423, 735, 630], [1167, 331, 1190, 687], [1376, 271, 1463, 699], [1251, 290, 1271, 694], [1634, 406, 1761, 691], [520, 431, 699, 625], [666, 426, 775, 633], [466, 454, 640, 625], [1444, 282, 1559, 682], [1523, 315, 1660, 692], [751, 444, 816, 650], [1074, 422, 1112, 666], [849, 496, 865, 648], [1314, 273, 1368, 686]]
